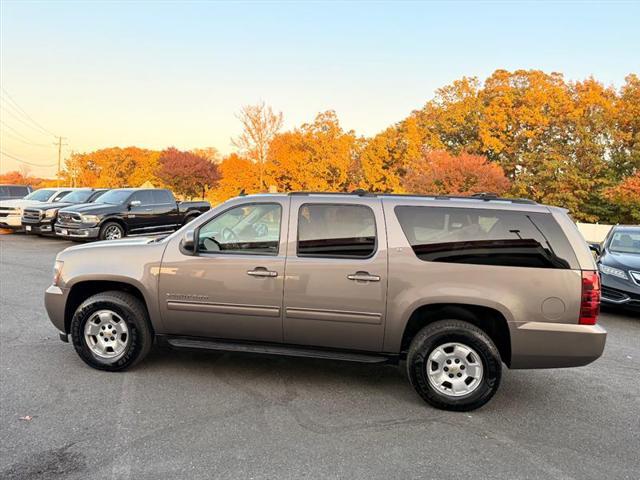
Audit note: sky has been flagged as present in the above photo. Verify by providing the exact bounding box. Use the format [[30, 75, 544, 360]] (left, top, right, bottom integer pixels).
[[1, 0, 639, 177]]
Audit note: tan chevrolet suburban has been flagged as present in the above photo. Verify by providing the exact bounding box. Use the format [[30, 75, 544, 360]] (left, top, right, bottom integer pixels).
[[45, 192, 606, 411]]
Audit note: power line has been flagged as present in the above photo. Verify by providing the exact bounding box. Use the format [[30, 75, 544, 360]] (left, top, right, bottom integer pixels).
[[0, 149, 57, 168], [0, 120, 46, 143], [0, 88, 58, 137], [0, 129, 52, 147], [0, 107, 54, 138]]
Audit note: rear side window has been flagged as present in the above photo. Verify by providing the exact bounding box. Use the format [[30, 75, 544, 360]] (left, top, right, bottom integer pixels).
[[395, 206, 577, 269], [152, 190, 174, 204], [297, 204, 377, 258]]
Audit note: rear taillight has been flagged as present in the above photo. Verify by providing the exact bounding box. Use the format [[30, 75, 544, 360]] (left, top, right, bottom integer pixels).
[[579, 270, 600, 325]]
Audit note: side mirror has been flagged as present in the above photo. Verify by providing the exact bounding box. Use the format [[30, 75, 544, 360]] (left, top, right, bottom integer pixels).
[[588, 242, 601, 257], [129, 200, 142, 208], [180, 229, 196, 254]]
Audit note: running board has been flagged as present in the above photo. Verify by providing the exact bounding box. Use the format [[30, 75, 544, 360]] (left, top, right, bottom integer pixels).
[[164, 337, 392, 364]]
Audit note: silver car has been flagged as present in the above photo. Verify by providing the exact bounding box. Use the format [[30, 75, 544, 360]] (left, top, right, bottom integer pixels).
[[45, 192, 606, 411]]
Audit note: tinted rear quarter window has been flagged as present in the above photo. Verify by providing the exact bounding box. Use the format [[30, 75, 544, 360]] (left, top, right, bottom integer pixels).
[[297, 204, 377, 258], [395, 206, 577, 269]]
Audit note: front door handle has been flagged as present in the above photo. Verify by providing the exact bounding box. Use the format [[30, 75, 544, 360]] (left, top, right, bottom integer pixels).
[[247, 267, 278, 278], [347, 271, 380, 282]]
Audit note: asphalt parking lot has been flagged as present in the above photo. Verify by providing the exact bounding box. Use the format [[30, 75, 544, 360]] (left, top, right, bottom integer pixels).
[[1, 233, 639, 480]]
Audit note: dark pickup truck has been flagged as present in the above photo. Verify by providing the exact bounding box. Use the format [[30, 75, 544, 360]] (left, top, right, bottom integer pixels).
[[54, 188, 210, 240], [22, 188, 108, 236]]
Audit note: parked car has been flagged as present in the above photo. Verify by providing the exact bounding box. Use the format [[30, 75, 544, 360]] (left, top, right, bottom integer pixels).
[[45, 191, 606, 411], [45, 192, 606, 410], [0, 187, 75, 230], [591, 225, 640, 311], [0, 184, 32, 201], [54, 188, 210, 241], [21, 189, 110, 236]]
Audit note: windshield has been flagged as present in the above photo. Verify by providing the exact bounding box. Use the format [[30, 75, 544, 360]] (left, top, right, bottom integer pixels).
[[94, 190, 132, 205], [60, 190, 98, 203], [24, 189, 56, 202], [609, 230, 640, 255]]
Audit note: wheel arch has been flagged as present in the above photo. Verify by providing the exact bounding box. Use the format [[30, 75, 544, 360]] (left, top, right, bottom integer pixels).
[[64, 280, 153, 335], [100, 217, 127, 235], [399, 303, 512, 366]]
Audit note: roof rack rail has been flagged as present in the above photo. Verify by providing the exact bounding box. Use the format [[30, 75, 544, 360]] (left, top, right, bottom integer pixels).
[[286, 190, 536, 205]]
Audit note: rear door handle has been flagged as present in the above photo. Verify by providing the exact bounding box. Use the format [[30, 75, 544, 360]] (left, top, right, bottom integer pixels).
[[347, 271, 380, 282], [247, 267, 278, 278]]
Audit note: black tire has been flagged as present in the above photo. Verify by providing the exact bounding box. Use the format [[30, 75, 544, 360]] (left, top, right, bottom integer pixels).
[[99, 221, 125, 241], [70, 291, 153, 371], [183, 213, 199, 226], [406, 320, 502, 411]]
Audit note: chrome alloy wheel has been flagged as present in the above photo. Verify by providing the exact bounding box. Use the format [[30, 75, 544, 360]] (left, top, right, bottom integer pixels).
[[104, 225, 123, 240], [84, 310, 130, 361], [426, 342, 484, 397]]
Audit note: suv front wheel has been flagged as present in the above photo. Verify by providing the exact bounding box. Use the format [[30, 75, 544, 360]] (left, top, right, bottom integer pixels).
[[407, 320, 502, 411], [70, 291, 153, 371]]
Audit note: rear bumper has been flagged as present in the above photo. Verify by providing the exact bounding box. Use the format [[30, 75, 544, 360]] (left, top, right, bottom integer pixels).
[[45, 285, 69, 333], [509, 322, 607, 369]]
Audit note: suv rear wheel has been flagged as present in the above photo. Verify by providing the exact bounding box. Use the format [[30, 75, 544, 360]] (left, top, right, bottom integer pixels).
[[70, 291, 153, 371], [407, 320, 501, 411]]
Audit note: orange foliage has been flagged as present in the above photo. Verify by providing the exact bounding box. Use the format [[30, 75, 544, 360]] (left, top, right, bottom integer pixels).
[[402, 150, 510, 196]]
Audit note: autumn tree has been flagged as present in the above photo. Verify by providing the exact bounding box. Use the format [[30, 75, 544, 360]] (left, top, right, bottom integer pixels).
[[0, 169, 46, 189], [265, 111, 359, 192], [603, 173, 640, 223], [232, 102, 283, 189], [191, 147, 221, 164], [212, 153, 261, 202], [402, 150, 510, 196], [157, 147, 220, 199], [62, 147, 160, 188]]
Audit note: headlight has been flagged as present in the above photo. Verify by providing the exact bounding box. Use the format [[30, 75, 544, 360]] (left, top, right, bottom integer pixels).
[[53, 260, 64, 286], [599, 264, 628, 280], [80, 214, 100, 224], [45, 209, 58, 218]]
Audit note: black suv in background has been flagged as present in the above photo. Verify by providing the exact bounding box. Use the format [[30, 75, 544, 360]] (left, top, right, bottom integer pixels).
[[22, 189, 109, 236], [55, 188, 210, 240], [0, 184, 31, 200]]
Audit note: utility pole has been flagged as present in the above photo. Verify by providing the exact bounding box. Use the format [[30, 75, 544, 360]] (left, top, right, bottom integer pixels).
[[54, 136, 68, 186]]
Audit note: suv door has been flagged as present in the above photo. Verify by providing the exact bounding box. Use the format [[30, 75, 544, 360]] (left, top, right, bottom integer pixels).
[[283, 197, 388, 351], [158, 198, 289, 342]]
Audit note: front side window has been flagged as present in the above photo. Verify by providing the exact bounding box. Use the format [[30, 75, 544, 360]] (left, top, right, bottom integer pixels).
[[129, 190, 154, 205], [297, 204, 377, 258], [198, 203, 282, 255], [395, 206, 573, 269], [51, 191, 72, 202]]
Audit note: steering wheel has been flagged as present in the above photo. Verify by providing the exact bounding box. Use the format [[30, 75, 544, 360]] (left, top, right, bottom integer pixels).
[[203, 236, 222, 251], [221, 227, 239, 243]]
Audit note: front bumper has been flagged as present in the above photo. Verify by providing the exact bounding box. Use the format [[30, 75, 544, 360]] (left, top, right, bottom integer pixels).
[[600, 274, 640, 309], [45, 285, 69, 333], [21, 218, 55, 235], [54, 224, 100, 239], [509, 322, 607, 369], [0, 214, 23, 228]]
